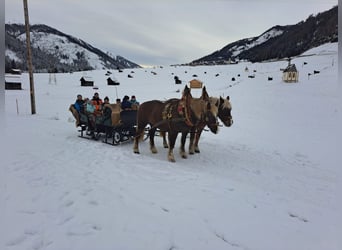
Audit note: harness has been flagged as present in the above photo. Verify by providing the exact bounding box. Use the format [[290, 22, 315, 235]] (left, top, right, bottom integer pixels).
[[162, 95, 194, 127], [139, 97, 213, 141]]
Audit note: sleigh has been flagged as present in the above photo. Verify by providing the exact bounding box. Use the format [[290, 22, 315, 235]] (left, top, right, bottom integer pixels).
[[70, 104, 138, 145]]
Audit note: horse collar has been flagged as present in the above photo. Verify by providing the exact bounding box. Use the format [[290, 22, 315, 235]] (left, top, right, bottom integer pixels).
[[179, 96, 194, 127]]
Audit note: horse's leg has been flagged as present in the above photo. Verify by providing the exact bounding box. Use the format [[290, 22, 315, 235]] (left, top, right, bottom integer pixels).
[[180, 131, 188, 159], [133, 123, 145, 154], [167, 131, 177, 162], [149, 128, 158, 154], [194, 127, 204, 153], [133, 127, 143, 154], [189, 128, 196, 155], [161, 131, 168, 148]]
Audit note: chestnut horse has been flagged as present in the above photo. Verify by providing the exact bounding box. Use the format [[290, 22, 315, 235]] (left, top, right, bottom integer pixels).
[[190, 96, 233, 153], [133, 86, 217, 162], [161, 95, 233, 154], [162, 92, 233, 154], [160, 86, 220, 158]]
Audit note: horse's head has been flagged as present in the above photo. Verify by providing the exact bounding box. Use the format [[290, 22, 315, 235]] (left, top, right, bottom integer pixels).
[[217, 96, 233, 127], [204, 101, 219, 134], [201, 87, 219, 134]]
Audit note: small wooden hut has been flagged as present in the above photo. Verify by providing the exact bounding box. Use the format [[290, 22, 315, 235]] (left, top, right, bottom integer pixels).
[[282, 63, 299, 83], [5, 74, 22, 90], [107, 77, 120, 85], [80, 76, 94, 86], [189, 79, 203, 89], [188, 79, 204, 98]]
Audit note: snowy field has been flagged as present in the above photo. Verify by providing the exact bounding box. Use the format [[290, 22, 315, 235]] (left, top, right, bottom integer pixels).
[[2, 43, 342, 250]]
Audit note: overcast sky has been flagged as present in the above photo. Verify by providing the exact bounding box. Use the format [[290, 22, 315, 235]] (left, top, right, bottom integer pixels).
[[5, 0, 337, 66]]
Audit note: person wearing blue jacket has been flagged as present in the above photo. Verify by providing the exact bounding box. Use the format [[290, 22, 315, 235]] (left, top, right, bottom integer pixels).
[[121, 95, 132, 110], [74, 94, 85, 113]]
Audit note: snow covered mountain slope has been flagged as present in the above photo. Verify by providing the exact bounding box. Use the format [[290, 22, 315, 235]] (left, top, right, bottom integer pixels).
[[5, 23, 141, 73], [191, 6, 337, 65]]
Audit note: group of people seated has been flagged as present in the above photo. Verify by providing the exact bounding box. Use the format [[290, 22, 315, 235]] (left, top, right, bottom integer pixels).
[[73, 92, 140, 116], [121, 95, 139, 110]]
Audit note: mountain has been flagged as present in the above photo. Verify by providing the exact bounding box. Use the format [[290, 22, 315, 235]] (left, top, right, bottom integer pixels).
[[5, 23, 141, 73], [190, 6, 338, 65]]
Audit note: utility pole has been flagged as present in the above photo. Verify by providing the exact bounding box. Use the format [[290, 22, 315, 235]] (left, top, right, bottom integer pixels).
[[23, 0, 36, 114]]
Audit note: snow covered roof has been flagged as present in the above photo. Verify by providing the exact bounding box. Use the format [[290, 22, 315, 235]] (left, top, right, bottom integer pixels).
[[5, 74, 21, 83], [9, 69, 21, 75], [283, 64, 298, 72], [80, 76, 94, 82]]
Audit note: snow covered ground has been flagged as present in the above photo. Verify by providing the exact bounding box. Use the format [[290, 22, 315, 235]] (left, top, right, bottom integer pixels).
[[1, 43, 341, 250]]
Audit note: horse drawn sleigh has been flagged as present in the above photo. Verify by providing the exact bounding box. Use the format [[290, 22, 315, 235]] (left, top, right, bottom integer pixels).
[[70, 84, 233, 161], [70, 103, 139, 145]]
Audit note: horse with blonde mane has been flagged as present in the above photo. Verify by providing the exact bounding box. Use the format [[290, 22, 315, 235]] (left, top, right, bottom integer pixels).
[[133, 86, 218, 162], [161, 93, 232, 155], [190, 96, 233, 153]]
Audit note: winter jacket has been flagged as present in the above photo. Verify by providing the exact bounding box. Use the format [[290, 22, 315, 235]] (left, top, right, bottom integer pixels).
[[74, 99, 85, 112], [91, 97, 103, 111], [86, 102, 95, 113], [130, 99, 139, 106], [121, 100, 132, 110]]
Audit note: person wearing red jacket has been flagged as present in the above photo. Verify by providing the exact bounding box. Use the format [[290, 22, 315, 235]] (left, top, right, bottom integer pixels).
[[91, 92, 103, 115]]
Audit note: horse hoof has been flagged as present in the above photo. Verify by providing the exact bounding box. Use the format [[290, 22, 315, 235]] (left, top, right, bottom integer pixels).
[[168, 153, 176, 162], [195, 149, 200, 153], [180, 151, 187, 159]]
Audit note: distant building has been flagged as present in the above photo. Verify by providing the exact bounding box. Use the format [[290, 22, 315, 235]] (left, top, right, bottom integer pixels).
[[107, 77, 120, 85], [80, 76, 94, 86], [282, 63, 299, 83], [5, 71, 22, 90], [189, 79, 203, 89]]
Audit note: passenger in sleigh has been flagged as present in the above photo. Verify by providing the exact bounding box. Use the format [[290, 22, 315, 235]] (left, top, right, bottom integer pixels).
[[85, 98, 96, 132], [101, 96, 110, 110], [121, 95, 132, 110], [69, 94, 85, 127], [101, 96, 113, 120], [74, 94, 85, 113], [91, 92, 103, 115], [129, 95, 140, 110]]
